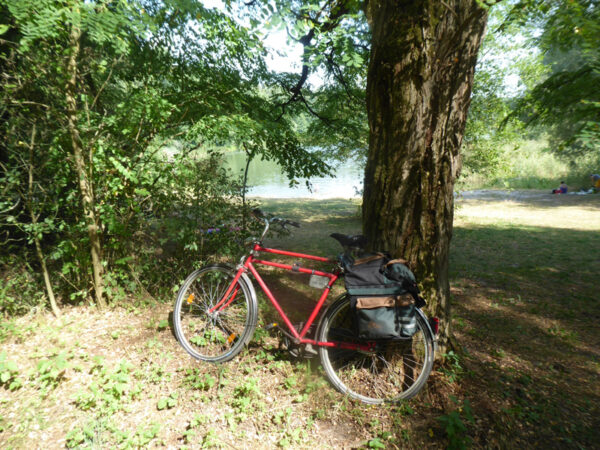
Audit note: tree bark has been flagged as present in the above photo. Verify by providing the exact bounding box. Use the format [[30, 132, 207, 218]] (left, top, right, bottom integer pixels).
[[65, 19, 107, 309], [363, 0, 488, 352]]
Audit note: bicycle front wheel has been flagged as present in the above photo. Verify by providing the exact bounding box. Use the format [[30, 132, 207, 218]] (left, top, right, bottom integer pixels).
[[317, 294, 435, 404], [173, 265, 257, 363]]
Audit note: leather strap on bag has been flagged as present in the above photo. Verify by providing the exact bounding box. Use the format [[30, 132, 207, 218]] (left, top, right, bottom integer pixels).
[[353, 252, 386, 265], [356, 294, 414, 310], [356, 296, 396, 309], [384, 258, 410, 269]]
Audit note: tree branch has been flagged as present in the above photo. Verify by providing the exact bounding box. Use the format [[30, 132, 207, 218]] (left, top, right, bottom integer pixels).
[[324, 49, 362, 104], [299, 92, 334, 125], [275, 0, 354, 120], [90, 55, 122, 110], [0, 198, 20, 215]]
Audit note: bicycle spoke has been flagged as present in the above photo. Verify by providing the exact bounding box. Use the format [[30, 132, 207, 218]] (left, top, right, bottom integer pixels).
[[209, 277, 221, 305], [215, 279, 230, 305], [339, 358, 365, 370], [375, 354, 393, 372], [199, 282, 212, 308], [184, 302, 204, 313], [404, 358, 423, 368]]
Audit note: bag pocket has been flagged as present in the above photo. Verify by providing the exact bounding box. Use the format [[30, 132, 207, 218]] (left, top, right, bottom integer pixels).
[[353, 294, 417, 340]]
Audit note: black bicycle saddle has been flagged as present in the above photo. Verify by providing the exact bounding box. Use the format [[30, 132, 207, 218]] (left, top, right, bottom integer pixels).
[[330, 233, 367, 250]]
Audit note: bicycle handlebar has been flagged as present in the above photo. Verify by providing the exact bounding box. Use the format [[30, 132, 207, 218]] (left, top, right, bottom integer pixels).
[[252, 208, 301, 242], [281, 219, 300, 228]]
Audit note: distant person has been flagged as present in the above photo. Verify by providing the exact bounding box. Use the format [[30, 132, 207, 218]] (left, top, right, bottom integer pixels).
[[552, 181, 568, 194], [591, 174, 600, 192]]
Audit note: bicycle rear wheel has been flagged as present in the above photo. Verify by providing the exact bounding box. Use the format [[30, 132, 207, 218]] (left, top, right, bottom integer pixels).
[[173, 265, 257, 363], [317, 294, 435, 404]]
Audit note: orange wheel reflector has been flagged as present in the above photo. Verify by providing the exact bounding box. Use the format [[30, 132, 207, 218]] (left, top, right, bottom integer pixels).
[[186, 294, 195, 304], [227, 333, 236, 344]]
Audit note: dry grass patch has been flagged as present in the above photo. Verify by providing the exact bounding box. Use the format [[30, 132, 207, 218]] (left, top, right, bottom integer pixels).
[[0, 304, 432, 449]]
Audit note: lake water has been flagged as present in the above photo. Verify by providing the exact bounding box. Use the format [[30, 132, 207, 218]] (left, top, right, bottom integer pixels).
[[222, 151, 364, 199]]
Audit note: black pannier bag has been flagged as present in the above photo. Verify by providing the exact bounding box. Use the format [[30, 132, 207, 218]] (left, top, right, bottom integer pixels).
[[342, 253, 424, 339], [351, 294, 417, 339]]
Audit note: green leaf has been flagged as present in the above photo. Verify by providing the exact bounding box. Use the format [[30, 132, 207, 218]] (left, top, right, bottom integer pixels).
[[134, 188, 150, 196], [0, 24, 9, 35], [367, 438, 386, 449], [115, 256, 133, 265]]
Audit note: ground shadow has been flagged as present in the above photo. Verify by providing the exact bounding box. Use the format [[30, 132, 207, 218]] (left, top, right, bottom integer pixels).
[[448, 223, 599, 448]]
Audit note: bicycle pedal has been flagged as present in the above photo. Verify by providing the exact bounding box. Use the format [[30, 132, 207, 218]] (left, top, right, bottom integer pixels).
[[265, 323, 279, 331], [304, 343, 318, 357]]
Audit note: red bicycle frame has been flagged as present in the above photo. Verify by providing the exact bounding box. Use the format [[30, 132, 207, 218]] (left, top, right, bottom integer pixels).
[[209, 243, 374, 352]]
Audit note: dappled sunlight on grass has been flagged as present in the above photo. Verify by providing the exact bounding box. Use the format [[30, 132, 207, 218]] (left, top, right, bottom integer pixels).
[[450, 191, 600, 447], [456, 190, 600, 231]]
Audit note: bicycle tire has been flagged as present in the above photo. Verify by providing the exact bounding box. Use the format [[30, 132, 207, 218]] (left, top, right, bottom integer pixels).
[[317, 294, 435, 404], [173, 264, 258, 363]]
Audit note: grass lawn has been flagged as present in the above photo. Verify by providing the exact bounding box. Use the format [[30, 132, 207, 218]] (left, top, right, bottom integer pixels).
[[0, 190, 598, 448]]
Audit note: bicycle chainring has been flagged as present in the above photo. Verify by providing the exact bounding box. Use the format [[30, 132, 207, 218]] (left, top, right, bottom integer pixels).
[[279, 323, 317, 359]]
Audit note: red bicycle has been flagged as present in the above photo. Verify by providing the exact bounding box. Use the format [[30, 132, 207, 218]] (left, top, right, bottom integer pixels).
[[173, 211, 436, 403]]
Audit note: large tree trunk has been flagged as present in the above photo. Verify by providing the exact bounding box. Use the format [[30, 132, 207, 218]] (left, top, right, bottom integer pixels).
[[65, 19, 106, 309], [363, 0, 488, 352]]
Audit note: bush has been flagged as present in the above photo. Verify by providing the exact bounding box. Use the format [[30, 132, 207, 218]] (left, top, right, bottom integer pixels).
[[0, 254, 46, 316], [460, 138, 597, 190], [105, 150, 260, 301]]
